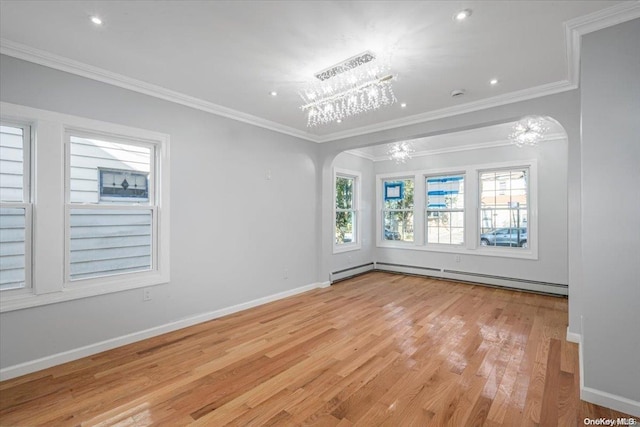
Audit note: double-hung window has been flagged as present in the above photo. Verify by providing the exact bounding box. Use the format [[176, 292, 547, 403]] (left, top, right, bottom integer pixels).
[[66, 132, 157, 282], [1, 102, 170, 312], [426, 174, 464, 245], [334, 169, 360, 251], [0, 123, 31, 293], [479, 168, 529, 249], [382, 178, 414, 242]]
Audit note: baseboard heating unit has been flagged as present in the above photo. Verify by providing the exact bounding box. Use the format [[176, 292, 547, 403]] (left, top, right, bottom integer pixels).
[[331, 262, 568, 296]]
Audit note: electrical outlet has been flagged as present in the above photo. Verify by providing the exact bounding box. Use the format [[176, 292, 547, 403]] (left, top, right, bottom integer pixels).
[[143, 288, 152, 301], [284, 269, 289, 279], [455, 255, 461, 263]]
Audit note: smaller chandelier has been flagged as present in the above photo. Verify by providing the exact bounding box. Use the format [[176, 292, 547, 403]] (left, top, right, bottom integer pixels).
[[387, 141, 414, 164], [509, 116, 550, 147], [301, 51, 397, 127]]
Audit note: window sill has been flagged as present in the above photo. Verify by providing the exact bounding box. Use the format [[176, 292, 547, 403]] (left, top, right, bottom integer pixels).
[[376, 242, 538, 260], [333, 242, 362, 254], [0, 271, 169, 313]]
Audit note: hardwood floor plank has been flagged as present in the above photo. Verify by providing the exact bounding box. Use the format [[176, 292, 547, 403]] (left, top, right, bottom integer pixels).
[[0, 272, 633, 426]]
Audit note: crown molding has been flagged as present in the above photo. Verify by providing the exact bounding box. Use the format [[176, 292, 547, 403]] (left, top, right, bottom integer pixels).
[[315, 80, 576, 143], [565, 1, 640, 87], [346, 132, 567, 162], [0, 39, 320, 143], [1, 2, 637, 144]]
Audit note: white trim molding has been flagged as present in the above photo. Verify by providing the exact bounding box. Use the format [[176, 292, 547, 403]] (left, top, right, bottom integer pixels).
[[0, 39, 316, 143], [565, 1, 640, 87], [0, 102, 171, 313], [0, 280, 331, 381], [1, 2, 638, 144], [577, 315, 640, 417]]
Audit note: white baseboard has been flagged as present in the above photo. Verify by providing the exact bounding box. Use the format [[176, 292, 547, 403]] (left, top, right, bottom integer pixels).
[[566, 327, 581, 343], [581, 387, 640, 418], [0, 281, 330, 381], [374, 263, 568, 296], [577, 317, 640, 417]]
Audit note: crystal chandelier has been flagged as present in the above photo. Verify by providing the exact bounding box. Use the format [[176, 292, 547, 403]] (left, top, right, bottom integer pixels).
[[509, 116, 550, 147], [300, 51, 397, 127], [387, 141, 414, 164]]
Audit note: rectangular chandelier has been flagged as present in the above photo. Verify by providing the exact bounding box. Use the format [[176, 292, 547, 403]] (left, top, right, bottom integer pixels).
[[300, 51, 397, 127]]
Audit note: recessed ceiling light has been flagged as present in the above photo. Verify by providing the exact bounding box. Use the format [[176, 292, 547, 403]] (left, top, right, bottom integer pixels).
[[269, 91, 277, 96], [90, 16, 103, 25], [400, 103, 407, 108], [336, 119, 342, 123], [454, 9, 472, 21], [490, 79, 499, 85]]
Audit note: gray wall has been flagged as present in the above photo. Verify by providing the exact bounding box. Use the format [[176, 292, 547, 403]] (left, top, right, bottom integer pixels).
[[0, 55, 320, 369], [580, 18, 640, 403]]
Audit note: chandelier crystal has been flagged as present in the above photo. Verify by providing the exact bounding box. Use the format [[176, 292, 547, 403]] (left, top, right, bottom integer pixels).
[[387, 141, 414, 164], [509, 116, 550, 147], [301, 51, 397, 127]]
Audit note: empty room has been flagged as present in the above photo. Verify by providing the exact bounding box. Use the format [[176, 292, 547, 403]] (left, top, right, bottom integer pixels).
[[0, 1, 638, 425]]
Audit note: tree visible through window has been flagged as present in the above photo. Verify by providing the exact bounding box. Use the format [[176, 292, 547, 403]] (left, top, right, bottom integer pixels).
[[383, 179, 414, 242], [335, 175, 356, 245]]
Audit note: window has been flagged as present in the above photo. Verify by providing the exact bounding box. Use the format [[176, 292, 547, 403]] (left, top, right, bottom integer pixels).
[[1, 102, 169, 312], [382, 178, 414, 242], [479, 168, 529, 249], [0, 124, 31, 292], [376, 160, 536, 259], [426, 174, 464, 245], [334, 169, 360, 252], [67, 134, 155, 281]]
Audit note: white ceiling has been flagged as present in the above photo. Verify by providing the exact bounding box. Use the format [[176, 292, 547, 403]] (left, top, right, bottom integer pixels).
[[0, 1, 634, 142]]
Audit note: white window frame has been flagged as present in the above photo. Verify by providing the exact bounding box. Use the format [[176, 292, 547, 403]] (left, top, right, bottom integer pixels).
[[333, 168, 361, 253], [477, 163, 537, 259], [377, 174, 417, 247], [64, 130, 159, 286], [0, 120, 33, 296], [376, 160, 538, 260], [0, 102, 170, 313], [425, 172, 465, 247]]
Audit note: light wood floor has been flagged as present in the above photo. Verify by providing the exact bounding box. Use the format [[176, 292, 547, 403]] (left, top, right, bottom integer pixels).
[[0, 272, 632, 426]]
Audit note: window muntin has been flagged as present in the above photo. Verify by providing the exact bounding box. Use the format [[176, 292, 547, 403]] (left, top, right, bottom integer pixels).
[[479, 168, 529, 249], [67, 134, 156, 281], [383, 178, 414, 242], [335, 174, 357, 246], [426, 174, 464, 245], [0, 124, 31, 292]]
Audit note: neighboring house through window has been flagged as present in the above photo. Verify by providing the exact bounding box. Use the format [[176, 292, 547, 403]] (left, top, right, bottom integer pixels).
[[426, 174, 465, 245], [67, 134, 155, 281], [1, 102, 170, 312], [479, 168, 529, 249], [0, 123, 31, 293]]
